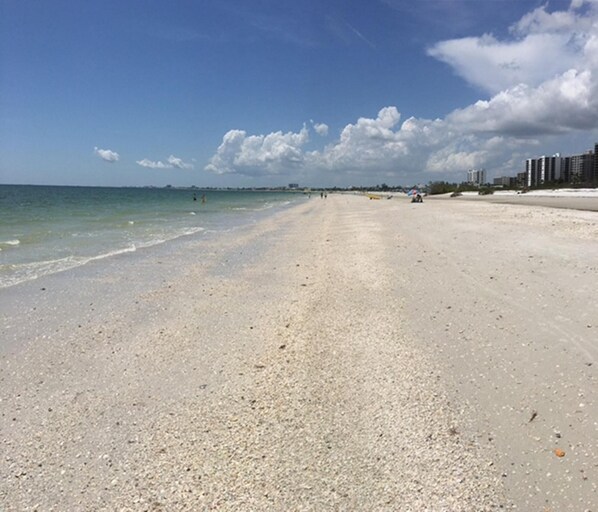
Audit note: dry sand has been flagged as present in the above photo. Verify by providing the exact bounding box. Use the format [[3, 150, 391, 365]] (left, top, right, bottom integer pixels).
[[436, 192, 598, 212], [1, 194, 596, 511]]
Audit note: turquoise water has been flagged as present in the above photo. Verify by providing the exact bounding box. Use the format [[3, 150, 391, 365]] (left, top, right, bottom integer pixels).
[[0, 185, 302, 288]]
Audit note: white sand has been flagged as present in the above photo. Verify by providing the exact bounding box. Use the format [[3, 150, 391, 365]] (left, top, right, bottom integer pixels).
[[436, 188, 598, 212], [1, 194, 596, 510], [456, 188, 598, 198]]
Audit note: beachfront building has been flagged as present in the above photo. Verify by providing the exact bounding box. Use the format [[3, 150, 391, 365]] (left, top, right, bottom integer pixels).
[[493, 176, 516, 187], [526, 154, 563, 187], [544, 154, 561, 183], [516, 171, 527, 188], [560, 156, 571, 183], [467, 168, 486, 186], [591, 143, 598, 185], [525, 159, 538, 187], [523, 142, 597, 187], [569, 152, 593, 184]]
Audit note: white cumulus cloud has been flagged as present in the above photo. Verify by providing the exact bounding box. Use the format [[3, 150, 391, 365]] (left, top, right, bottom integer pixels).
[[136, 158, 171, 169], [309, 107, 410, 172], [167, 155, 194, 169], [94, 147, 119, 162], [313, 122, 329, 136], [427, 0, 598, 95], [136, 155, 194, 170], [428, 32, 579, 95], [205, 1, 598, 182], [205, 125, 309, 176], [447, 68, 598, 135]]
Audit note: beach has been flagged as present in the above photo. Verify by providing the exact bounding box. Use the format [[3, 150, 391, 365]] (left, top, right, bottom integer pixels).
[[430, 188, 598, 212], [1, 194, 597, 511]]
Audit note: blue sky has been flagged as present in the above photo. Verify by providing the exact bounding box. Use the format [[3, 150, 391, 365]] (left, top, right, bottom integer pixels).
[[1, 0, 598, 187]]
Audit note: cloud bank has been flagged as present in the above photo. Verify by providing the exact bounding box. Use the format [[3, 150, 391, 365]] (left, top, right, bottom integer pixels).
[[94, 147, 119, 162], [205, 0, 598, 181]]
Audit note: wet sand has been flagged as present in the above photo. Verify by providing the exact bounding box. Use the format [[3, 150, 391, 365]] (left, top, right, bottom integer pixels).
[[1, 194, 596, 510]]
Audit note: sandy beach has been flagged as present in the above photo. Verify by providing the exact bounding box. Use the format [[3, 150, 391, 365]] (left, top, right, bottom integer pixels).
[[431, 190, 598, 212], [1, 194, 597, 511]]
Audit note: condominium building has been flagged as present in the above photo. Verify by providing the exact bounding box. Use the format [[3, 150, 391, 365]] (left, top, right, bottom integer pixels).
[[524, 143, 597, 186], [525, 158, 538, 187], [467, 168, 486, 186], [526, 154, 562, 187], [493, 176, 516, 187], [592, 143, 598, 184], [569, 152, 593, 184]]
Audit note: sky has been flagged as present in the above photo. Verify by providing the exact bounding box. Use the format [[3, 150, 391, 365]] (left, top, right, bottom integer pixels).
[[1, 0, 598, 188]]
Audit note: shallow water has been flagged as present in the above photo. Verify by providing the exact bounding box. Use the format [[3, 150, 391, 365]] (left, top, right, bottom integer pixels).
[[0, 185, 303, 288]]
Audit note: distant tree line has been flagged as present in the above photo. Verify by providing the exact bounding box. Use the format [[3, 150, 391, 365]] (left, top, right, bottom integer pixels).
[[427, 181, 497, 195]]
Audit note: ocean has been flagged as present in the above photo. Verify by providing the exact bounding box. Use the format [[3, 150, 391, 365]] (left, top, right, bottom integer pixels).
[[0, 185, 304, 289]]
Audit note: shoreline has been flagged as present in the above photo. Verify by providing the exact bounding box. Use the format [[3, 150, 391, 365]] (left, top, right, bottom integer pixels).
[[0, 186, 304, 291], [1, 195, 596, 510]]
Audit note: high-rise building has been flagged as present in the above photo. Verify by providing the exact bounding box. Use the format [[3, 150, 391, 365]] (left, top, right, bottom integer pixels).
[[522, 142, 597, 187], [526, 154, 562, 186], [516, 171, 527, 188], [526, 159, 538, 187], [570, 152, 593, 184], [493, 176, 516, 187], [467, 168, 486, 186], [561, 156, 571, 183]]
